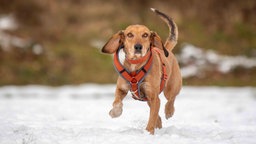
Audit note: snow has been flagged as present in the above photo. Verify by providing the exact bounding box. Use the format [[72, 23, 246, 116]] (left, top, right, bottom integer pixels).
[[0, 84, 256, 144], [0, 14, 17, 31], [0, 14, 44, 54], [179, 44, 256, 78]]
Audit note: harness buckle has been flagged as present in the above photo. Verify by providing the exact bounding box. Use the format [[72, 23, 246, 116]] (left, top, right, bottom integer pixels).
[[131, 77, 137, 84]]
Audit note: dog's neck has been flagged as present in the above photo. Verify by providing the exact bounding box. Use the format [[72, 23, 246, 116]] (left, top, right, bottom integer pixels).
[[123, 60, 147, 72], [117, 47, 151, 72], [124, 52, 151, 72]]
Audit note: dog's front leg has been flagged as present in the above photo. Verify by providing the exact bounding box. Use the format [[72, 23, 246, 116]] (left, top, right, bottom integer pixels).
[[146, 95, 160, 134], [109, 85, 128, 118]]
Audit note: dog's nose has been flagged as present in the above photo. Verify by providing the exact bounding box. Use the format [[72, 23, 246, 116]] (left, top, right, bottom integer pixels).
[[134, 44, 142, 52]]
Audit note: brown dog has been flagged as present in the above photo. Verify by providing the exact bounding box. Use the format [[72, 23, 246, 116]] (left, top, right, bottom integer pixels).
[[101, 8, 182, 134]]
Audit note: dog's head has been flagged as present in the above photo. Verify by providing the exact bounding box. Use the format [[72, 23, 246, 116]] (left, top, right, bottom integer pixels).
[[102, 24, 168, 60]]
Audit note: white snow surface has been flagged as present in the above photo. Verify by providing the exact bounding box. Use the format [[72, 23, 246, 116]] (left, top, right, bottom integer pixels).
[[0, 84, 256, 144], [179, 44, 256, 78]]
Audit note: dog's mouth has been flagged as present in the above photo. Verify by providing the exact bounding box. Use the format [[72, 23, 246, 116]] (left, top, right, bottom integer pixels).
[[129, 53, 143, 60]]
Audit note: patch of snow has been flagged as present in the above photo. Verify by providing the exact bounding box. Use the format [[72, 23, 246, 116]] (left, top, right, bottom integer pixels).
[[0, 14, 18, 31], [0, 31, 32, 51], [10, 36, 31, 48], [0, 84, 255, 144], [0, 14, 44, 55], [179, 44, 256, 78], [32, 44, 44, 55], [179, 44, 205, 64], [218, 56, 256, 73]]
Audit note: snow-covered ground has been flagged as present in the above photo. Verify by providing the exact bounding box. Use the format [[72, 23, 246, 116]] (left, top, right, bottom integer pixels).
[[0, 84, 256, 144]]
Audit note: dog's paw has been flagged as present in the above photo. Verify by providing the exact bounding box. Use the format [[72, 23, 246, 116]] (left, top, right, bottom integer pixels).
[[165, 102, 175, 119], [109, 107, 122, 118], [146, 126, 155, 135]]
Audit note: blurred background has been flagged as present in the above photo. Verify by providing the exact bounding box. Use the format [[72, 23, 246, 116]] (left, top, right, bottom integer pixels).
[[0, 0, 255, 86]]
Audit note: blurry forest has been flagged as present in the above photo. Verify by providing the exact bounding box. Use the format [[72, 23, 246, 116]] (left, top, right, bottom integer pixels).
[[0, 0, 256, 86]]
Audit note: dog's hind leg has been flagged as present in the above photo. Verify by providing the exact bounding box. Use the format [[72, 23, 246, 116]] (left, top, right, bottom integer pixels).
[[164, 58, 182, 119]]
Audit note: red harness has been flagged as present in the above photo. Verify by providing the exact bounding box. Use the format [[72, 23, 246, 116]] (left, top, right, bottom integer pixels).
[[113, 47, 167, 101]]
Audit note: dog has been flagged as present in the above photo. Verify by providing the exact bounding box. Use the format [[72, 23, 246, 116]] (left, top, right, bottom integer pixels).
[[101, 8, 182, 134]]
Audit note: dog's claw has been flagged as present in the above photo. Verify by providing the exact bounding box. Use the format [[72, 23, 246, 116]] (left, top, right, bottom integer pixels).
[[109, 107, 122, 118]]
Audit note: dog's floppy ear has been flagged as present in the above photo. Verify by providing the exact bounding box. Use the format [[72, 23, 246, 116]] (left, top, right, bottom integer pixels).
[[150, 31, 169, 57], [102, 30, 124, 54]]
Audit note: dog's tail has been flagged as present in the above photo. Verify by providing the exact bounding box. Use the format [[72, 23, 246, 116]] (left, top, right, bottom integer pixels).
[[151, 8, 178, 51]]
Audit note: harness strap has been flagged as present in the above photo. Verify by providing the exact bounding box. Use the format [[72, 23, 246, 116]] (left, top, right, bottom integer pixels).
[[153, 48, 168, 92], [113, 47, 167, 101], [126, 49, 151, 64]]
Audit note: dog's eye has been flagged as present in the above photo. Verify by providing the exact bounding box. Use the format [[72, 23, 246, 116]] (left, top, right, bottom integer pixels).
[[142, 33, 148, 38], [127, 33, 134, 38]]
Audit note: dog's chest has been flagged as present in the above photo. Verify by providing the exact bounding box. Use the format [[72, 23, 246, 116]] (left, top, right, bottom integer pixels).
[[130, 64, 136, 72]]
